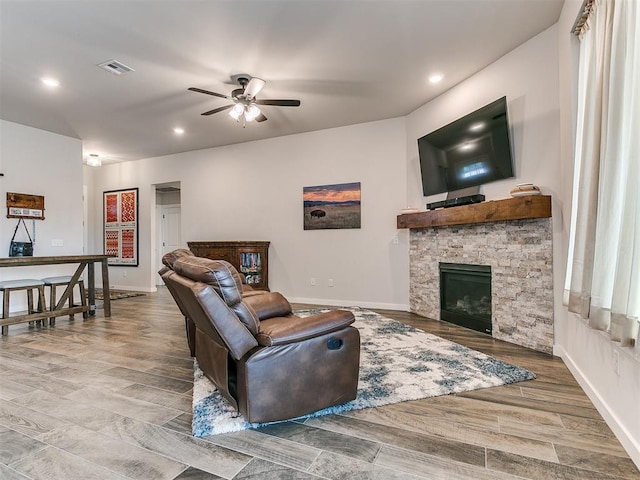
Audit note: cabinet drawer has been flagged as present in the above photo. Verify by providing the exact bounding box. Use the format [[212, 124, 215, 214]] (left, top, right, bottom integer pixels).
[[193, 248, 234, 264]]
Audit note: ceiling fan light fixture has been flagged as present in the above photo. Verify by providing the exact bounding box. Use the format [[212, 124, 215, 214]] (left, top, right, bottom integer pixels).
[[229, 103, 244, 120], [245, 105, 261, 121]]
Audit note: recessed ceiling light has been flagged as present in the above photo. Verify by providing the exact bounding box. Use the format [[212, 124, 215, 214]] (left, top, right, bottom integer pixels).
[[173, 127, 185, 135], [469, 122, 486, 132], [428, 73, 444, 84], [41, 77, 60, 87]]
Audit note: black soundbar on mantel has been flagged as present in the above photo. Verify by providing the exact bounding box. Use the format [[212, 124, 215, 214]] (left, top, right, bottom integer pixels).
[[427, 194, 486, 210]]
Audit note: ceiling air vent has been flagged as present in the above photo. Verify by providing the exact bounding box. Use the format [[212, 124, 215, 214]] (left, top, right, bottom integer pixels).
[[97, 59, 135, 75]]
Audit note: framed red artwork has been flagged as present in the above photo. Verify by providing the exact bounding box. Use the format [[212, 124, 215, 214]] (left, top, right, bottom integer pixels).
[[103, 188, 138, 266]]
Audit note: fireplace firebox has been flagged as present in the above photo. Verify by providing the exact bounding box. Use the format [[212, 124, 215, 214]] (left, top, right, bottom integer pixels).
[[439, 263, 492, 335]]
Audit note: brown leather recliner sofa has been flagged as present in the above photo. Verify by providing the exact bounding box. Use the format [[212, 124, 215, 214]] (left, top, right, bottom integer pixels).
[[160, 252, 360, 424], [159, 248, 264, 356]]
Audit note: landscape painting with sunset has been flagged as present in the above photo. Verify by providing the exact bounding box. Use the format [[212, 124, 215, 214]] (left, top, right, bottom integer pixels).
[[303, 182, 361, 230]]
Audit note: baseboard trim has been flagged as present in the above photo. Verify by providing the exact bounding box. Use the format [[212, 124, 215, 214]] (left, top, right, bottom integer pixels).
[[555, 345, 640, 469], [287, 297, 408, 312], [109, 284, 157, 293]]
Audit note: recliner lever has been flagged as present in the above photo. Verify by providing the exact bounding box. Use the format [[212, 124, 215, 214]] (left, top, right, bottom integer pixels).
[[327, 338, 343, 350]]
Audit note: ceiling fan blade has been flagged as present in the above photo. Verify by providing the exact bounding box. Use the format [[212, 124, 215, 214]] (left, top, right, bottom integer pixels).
[[201, 104, 233, 116], [255, 99, 301, 107], [255, 113, 268, 123], [188, 87, 229, 99], [244, 77, 266, 99]]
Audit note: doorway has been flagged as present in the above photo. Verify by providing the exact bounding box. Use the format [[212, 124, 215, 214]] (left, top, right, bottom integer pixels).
[[155, 182, 181, 285]]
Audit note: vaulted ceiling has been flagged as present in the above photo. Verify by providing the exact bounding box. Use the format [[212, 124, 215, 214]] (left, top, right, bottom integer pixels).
[[0, 0, 564, 164]]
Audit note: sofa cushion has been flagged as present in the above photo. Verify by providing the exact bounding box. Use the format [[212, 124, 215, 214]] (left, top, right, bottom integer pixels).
[[257, 310, 355, 346], [243, 292, 292, 320]]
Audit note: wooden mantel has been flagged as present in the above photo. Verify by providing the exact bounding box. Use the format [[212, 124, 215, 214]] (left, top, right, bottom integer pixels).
[[397, 195, 551, 229]]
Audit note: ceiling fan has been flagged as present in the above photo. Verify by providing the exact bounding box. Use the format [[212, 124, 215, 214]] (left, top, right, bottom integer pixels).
[[188, 74, 301, 125]]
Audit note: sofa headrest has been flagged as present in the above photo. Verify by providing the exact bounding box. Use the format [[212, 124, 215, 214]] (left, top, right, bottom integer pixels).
[[162, 249, 195, 269], [173, 257, 243, 306], [173, 256, 261, 334]]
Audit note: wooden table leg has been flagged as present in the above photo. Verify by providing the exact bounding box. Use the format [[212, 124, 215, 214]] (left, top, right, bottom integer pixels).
[[88, 263, 96, 316], [101, 259, 111, 317]]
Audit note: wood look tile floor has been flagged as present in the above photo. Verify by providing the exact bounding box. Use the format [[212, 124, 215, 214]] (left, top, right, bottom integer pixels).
[[1, 287, 638, 479]]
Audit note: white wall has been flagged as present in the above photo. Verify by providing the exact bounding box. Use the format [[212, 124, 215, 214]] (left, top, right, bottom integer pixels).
[[405, 25, 564, 345], [406, 25, 561, 208], [554, 0, 640, 467], [405, 26, 567, 352], [86, 118, 409, 309], [0, 120, 84, 309]]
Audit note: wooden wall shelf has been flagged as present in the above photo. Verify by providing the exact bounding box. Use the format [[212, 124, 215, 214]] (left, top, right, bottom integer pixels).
[[397, 195, 551, 229]]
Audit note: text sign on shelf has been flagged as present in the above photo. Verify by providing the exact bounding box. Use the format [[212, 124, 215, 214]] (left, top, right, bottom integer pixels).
[[6, 192, 46, 220], [9, 207, 43, 218]]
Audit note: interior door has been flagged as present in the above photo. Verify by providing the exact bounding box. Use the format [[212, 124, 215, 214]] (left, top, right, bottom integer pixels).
[[158, 205, 181, 283]]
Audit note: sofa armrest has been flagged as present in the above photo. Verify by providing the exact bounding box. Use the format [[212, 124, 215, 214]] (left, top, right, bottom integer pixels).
[[257, 310, 355, 346], [243, 292, 292, 320]]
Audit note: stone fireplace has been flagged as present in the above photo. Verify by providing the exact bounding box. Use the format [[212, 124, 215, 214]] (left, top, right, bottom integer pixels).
[[398, 196, 554, 354]]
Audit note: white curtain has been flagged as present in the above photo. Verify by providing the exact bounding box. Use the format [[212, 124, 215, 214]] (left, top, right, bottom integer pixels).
[[564, 0, 640, 348]]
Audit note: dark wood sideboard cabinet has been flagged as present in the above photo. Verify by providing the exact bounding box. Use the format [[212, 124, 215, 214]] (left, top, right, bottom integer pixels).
[[187, 241, 270, 291]]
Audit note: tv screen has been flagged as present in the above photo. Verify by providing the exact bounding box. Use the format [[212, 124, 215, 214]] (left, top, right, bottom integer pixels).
[[417, 97, 514, 197]]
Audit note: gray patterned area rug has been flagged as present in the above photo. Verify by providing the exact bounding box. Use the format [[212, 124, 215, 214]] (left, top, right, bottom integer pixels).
[[89, 289, 146, 300], [192, 307, 535, 437]]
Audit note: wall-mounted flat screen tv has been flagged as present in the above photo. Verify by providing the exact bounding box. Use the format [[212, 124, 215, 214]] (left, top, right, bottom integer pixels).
[[417, 96, 515, 197]]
